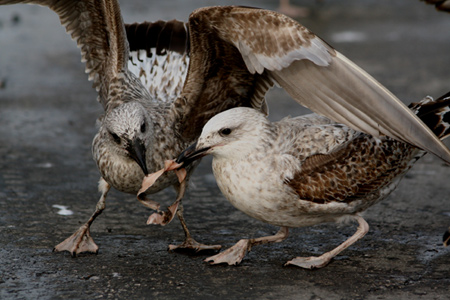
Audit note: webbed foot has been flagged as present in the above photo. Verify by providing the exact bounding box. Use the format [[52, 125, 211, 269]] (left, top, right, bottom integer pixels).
[[285, 255, 330, 269], [53, 224, 98, 256], [204, 239, 250, 265]]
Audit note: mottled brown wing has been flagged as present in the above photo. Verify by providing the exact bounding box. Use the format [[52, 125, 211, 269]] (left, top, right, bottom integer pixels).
[[172, 6, 450, 163], [287, 92, 450, 203], [287, 135, 411, 204], [0, 0, 129, 111], [170, 6, 274, 140], [125, 20, 190, 104]]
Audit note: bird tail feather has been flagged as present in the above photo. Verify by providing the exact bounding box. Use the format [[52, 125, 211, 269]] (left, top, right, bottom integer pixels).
[[409, 91, 450, 140]]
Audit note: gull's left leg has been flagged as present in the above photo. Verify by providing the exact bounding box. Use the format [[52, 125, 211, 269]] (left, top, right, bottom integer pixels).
[[285, 215, 369, 269], [205, 227, 290, 265], [443, 227, 450, 246], [167, 182, 222, 252]]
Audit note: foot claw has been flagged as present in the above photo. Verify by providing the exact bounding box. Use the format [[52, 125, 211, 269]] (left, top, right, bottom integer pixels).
[[285, 256, 330, 269], [169, 237, 221, 253], [147, 200, 180, 226]]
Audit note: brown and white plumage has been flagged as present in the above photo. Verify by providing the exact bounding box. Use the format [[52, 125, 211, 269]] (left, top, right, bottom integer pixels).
[[0, 0, 210, 255], [2, 0, 449, 255], [176, 92, 450, 268], [179, 6, 450, 162], [126, 21, 189, 103]]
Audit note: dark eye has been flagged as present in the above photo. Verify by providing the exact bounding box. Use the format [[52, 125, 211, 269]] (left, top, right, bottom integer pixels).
[[140, 122, 146, 133], [219, 128, 232, 136], [110, 132, 121, 144]]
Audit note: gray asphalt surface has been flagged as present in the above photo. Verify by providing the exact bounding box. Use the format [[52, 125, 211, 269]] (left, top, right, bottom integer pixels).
[[0, 1, 449, 299]]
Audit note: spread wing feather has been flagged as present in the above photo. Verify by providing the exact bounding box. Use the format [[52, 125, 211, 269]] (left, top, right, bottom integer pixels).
[[0, 0, 129, 111], [174, 6, 450, 162], [125, 21, 190, 104]]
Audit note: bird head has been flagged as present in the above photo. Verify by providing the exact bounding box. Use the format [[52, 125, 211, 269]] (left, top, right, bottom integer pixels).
[[102, 102, 154, 175], [176, 107, 268, 166]]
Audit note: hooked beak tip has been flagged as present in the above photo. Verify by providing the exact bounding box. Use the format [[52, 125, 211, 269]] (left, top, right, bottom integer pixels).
[[127, 138, 148, 175], [176, 142, 196, 164], [176, 142, 210, 166]]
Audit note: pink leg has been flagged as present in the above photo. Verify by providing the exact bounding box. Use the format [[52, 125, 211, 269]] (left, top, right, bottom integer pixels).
[[168, 202, 222, 252], [286, 215, 369, 269], [205, 227, 289, 265], [167, 181, 221, 252], [53, 178, 110, 256]]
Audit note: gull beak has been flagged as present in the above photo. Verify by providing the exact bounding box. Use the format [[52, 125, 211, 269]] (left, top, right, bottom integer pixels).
[[176, 142, 211, 167], [126, 138, 149, 175]]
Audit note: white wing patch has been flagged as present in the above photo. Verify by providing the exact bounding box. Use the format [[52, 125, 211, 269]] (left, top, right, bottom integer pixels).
[[128, 48, 189, 103], [237, 36, 333, 74]]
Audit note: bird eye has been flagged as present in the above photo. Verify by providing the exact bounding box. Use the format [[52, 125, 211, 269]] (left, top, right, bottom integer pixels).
[[219, 128, 232, 136], [140, 122, 146, 133], [110, 132, 121, 144]]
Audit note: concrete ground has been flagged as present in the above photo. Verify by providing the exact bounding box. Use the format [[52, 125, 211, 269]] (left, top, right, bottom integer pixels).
[[0, 0, 449, 299]]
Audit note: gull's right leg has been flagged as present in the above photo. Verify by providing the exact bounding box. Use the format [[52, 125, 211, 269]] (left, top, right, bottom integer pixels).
[[285, 215, 369, 269], [168, 182, 222, 252], [443, 227, 450, 246]]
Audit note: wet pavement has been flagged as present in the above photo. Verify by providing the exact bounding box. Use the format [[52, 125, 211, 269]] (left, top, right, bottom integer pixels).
[[1, 0, 450, 299]]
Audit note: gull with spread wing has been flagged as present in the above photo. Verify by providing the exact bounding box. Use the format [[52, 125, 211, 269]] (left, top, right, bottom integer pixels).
[[175, 92, 450, 268], [1, 0, 450, 256]]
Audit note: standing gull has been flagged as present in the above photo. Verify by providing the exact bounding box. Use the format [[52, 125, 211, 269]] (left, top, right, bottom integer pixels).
[[2, 1, 450, 256], [175, 92, 450, 268]]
